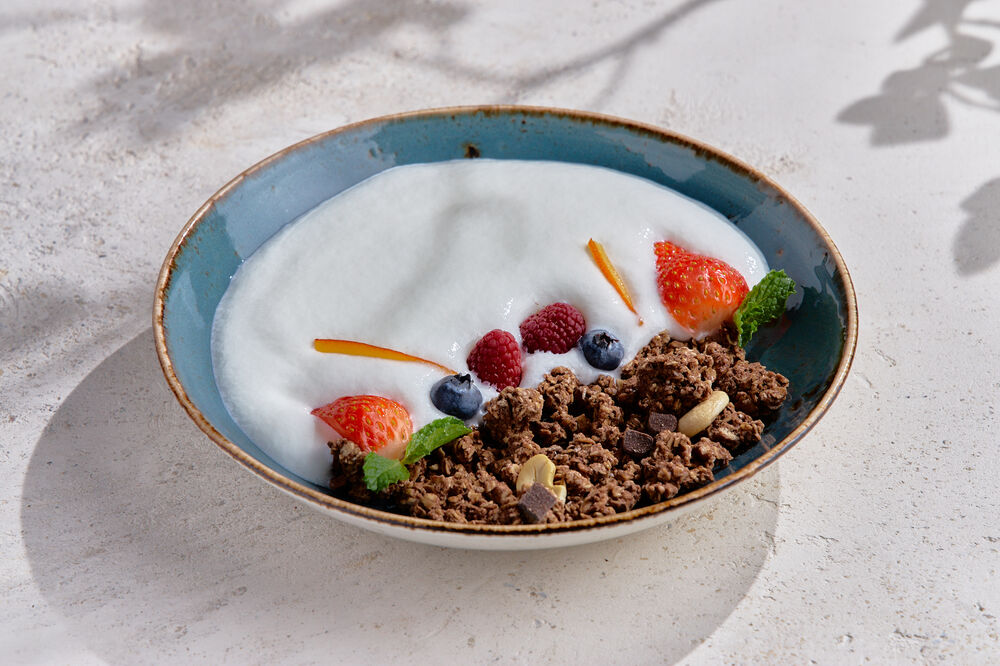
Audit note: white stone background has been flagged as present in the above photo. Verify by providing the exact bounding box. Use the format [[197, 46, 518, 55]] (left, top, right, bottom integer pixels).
[[2, 0, 998, 663]]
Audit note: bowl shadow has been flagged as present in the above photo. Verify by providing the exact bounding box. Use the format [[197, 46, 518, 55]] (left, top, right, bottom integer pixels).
[[21, 329, 781, 664]]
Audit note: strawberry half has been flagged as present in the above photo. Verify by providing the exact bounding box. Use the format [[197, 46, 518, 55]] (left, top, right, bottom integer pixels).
[[311, 395, 412, 460], [654, 241, 749, 336]]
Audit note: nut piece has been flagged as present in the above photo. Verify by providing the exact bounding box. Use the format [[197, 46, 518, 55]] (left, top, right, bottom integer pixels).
[[678, 390, 730, 437], [515, 454, 566, 503], [516, 453, 556, 494]]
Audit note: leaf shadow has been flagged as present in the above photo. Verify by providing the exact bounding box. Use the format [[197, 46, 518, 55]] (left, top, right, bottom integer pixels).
[[837, 0, 1000, 146], [408, 0, 725, 108], [70, 0, 727, 144], [953, 177, 1000, 275], [74, 0, 471, 142]]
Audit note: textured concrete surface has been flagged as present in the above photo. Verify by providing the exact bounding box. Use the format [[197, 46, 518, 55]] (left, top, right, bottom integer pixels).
[[2, 1, 999, 663]]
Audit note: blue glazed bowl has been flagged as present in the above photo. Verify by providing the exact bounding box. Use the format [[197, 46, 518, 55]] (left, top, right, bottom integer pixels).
[[154, 106, 857, 549]]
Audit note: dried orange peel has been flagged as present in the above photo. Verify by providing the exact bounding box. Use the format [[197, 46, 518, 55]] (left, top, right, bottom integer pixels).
[[313, 339, 457, 375], [587, 239, 643, 325]]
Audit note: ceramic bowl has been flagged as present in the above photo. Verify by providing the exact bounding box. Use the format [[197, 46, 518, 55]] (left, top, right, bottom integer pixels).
[[154, 106, 857, 550]]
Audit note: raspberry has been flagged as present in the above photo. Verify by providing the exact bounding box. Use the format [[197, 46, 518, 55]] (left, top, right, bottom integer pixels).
[[467, 329, 522, 389], [519, 302, 586, 354]]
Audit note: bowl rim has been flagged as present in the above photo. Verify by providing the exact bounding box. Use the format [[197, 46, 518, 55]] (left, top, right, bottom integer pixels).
[[153, 104, 858, 537]]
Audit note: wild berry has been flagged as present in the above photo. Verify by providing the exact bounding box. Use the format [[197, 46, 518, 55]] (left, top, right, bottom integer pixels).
[[467, 329, 522, 389], [519, 302, 586, 354], [430, 374, 483, 419], [580, 329, 625, 370]]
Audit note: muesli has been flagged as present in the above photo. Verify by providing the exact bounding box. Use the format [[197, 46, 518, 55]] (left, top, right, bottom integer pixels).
[[314, 240, 795, 525], [210, 160, 797, 523], [325, 322, 789, 525]]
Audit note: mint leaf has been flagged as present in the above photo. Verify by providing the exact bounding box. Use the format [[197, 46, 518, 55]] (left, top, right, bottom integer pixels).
[[362, 453, 409, 492], [402, 417, 472, 465], [360, 418, 472, 492], [734, 269, 797, 347]]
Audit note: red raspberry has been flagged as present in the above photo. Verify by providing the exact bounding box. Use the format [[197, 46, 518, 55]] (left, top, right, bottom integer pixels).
[[467, 329, 522, 389], [519, 302, 586, 354]]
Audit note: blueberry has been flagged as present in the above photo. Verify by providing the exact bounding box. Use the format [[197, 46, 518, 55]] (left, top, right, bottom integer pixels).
[[580, 329, 625, 370], [430, 373, 483, 419]]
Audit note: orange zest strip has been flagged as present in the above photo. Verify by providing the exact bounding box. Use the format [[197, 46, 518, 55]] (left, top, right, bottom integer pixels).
[[313, 339, 458, 375], [587, 238, 644, 326]]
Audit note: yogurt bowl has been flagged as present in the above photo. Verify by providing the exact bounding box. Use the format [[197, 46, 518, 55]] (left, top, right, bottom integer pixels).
[[154, 106, 857, 550]]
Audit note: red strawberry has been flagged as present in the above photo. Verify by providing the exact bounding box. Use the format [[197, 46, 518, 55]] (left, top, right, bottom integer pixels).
[[654, 241, 748, 335], [467, 329, 522, 389], [311, 395, 412, 460], [519, 302, 587, 354]]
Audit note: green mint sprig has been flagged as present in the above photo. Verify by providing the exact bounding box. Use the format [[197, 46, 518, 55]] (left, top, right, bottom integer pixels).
[[401, 416, 472, 464], [733, 269, 797, 347], [362, 416, 472, 492], [362, 453, 410, 491]]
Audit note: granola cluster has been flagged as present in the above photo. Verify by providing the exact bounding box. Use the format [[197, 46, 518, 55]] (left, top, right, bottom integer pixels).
[[328, 326, 788, 524]]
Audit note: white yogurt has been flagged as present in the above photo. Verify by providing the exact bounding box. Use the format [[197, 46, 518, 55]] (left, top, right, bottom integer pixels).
[[211, 159, 768, 485]]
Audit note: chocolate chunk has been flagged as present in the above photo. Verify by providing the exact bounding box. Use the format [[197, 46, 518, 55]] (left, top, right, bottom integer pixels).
[[622, 428, 655, 458], [517, 483, 557, 524], [648, 412, 678, 434]]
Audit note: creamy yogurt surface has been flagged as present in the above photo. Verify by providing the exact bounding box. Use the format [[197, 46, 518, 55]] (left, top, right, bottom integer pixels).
[[211, 159, 768, 485]]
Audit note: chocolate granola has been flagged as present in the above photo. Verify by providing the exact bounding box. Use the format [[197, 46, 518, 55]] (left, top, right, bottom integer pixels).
[[327, 325, 788, 525]]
